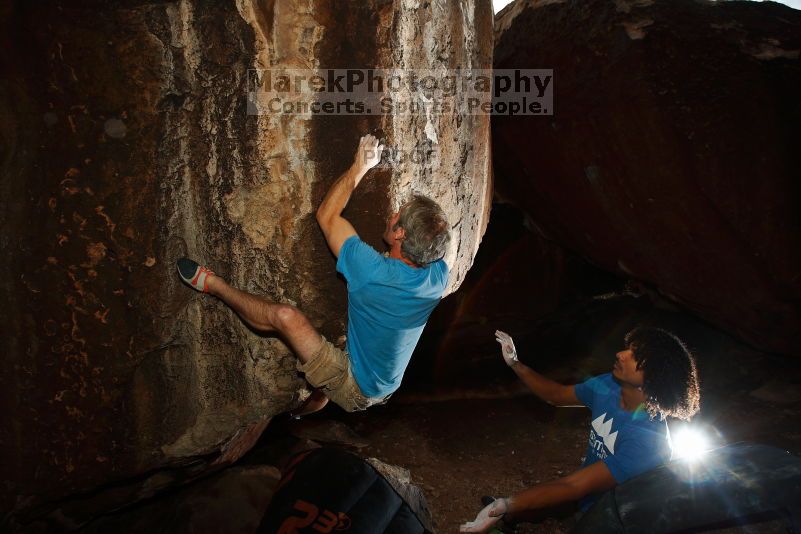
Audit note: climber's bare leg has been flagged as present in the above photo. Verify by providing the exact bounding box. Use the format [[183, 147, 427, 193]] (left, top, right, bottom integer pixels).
[[289, 389, 330, 418], [206, 275, 323, 364]]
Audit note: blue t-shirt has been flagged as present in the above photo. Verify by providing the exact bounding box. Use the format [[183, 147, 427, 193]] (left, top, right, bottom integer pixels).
[[574, 373, 671, 510], [336, 236, 448, 398]]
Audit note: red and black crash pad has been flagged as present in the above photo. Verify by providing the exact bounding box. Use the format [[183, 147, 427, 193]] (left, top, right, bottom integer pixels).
[[258, 448, 432, 533]]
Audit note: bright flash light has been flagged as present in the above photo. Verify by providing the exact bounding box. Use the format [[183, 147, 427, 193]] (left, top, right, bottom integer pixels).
[[672, 427, 711, 462]]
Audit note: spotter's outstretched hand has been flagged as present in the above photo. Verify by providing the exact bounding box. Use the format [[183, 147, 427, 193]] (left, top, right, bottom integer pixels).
[[495, 330, 519, 367], [459, 498, 509, 533]]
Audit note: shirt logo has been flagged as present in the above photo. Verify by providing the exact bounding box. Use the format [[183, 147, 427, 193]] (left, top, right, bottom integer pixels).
[[591, 413, 618, 455]]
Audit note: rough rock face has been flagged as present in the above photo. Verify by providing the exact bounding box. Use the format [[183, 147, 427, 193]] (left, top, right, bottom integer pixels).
[[0, 0, 492, 526], [493, 0, 801, 355]]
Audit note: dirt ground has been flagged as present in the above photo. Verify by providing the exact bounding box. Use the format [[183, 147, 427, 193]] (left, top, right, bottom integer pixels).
[[329, 396, 588, 532]]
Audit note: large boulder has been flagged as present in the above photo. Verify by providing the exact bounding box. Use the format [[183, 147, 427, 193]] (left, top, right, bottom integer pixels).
[[493, 0, 801, 355], [0, 0, 492, 526]]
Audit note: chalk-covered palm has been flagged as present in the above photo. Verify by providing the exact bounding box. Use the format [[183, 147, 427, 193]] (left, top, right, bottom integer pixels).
[[459, 498, 509, 533], [352, 134, 384, 180], [495, 330, 519, 367]]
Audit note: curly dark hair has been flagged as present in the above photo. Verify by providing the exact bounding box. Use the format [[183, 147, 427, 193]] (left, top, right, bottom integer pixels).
[[625, 326, 700, 421]]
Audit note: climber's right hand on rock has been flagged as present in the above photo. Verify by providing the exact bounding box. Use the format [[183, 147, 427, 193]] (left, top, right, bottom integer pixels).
[[352, 134, 384, 174]]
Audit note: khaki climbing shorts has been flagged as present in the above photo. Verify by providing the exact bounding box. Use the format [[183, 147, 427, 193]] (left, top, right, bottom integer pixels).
[[297, 335, 388, 412]]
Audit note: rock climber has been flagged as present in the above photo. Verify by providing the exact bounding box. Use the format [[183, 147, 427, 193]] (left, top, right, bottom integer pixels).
[[460, 326, 701, 532], [177, 134, 450, 416]]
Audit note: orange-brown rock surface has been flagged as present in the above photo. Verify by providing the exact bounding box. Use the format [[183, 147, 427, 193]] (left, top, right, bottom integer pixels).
[[0, 0, 492, 527], [493, 0, 801, 355]]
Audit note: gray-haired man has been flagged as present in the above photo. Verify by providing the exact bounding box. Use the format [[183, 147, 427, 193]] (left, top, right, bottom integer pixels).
[[177, 135, 450, 415]]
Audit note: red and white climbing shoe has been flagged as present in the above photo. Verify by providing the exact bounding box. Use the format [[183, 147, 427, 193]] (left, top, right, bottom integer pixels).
[[177, 257, 215, 293]]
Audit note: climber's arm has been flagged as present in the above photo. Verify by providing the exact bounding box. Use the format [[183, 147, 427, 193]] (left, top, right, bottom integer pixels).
[[316, 135, 383, 258], [316, 165, 361, 258]]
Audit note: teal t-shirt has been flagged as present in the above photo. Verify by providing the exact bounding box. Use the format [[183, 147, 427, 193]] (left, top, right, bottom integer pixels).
[[336, 236, 448, 398], [574, 373, 671, 510]]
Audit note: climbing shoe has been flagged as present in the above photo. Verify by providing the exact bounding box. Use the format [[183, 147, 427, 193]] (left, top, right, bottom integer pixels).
[[177, 257, 215, 293]]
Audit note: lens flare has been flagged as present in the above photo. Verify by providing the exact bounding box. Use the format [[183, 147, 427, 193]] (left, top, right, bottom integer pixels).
[[672, 427, 710, 462]]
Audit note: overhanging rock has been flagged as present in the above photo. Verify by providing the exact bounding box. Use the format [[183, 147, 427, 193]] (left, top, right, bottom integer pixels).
[[0, 0, 492, 525]]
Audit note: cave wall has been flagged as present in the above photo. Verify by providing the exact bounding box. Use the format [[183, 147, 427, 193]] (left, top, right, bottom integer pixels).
[[493, 0, 801, 355], [0, 0, 492, 526]]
